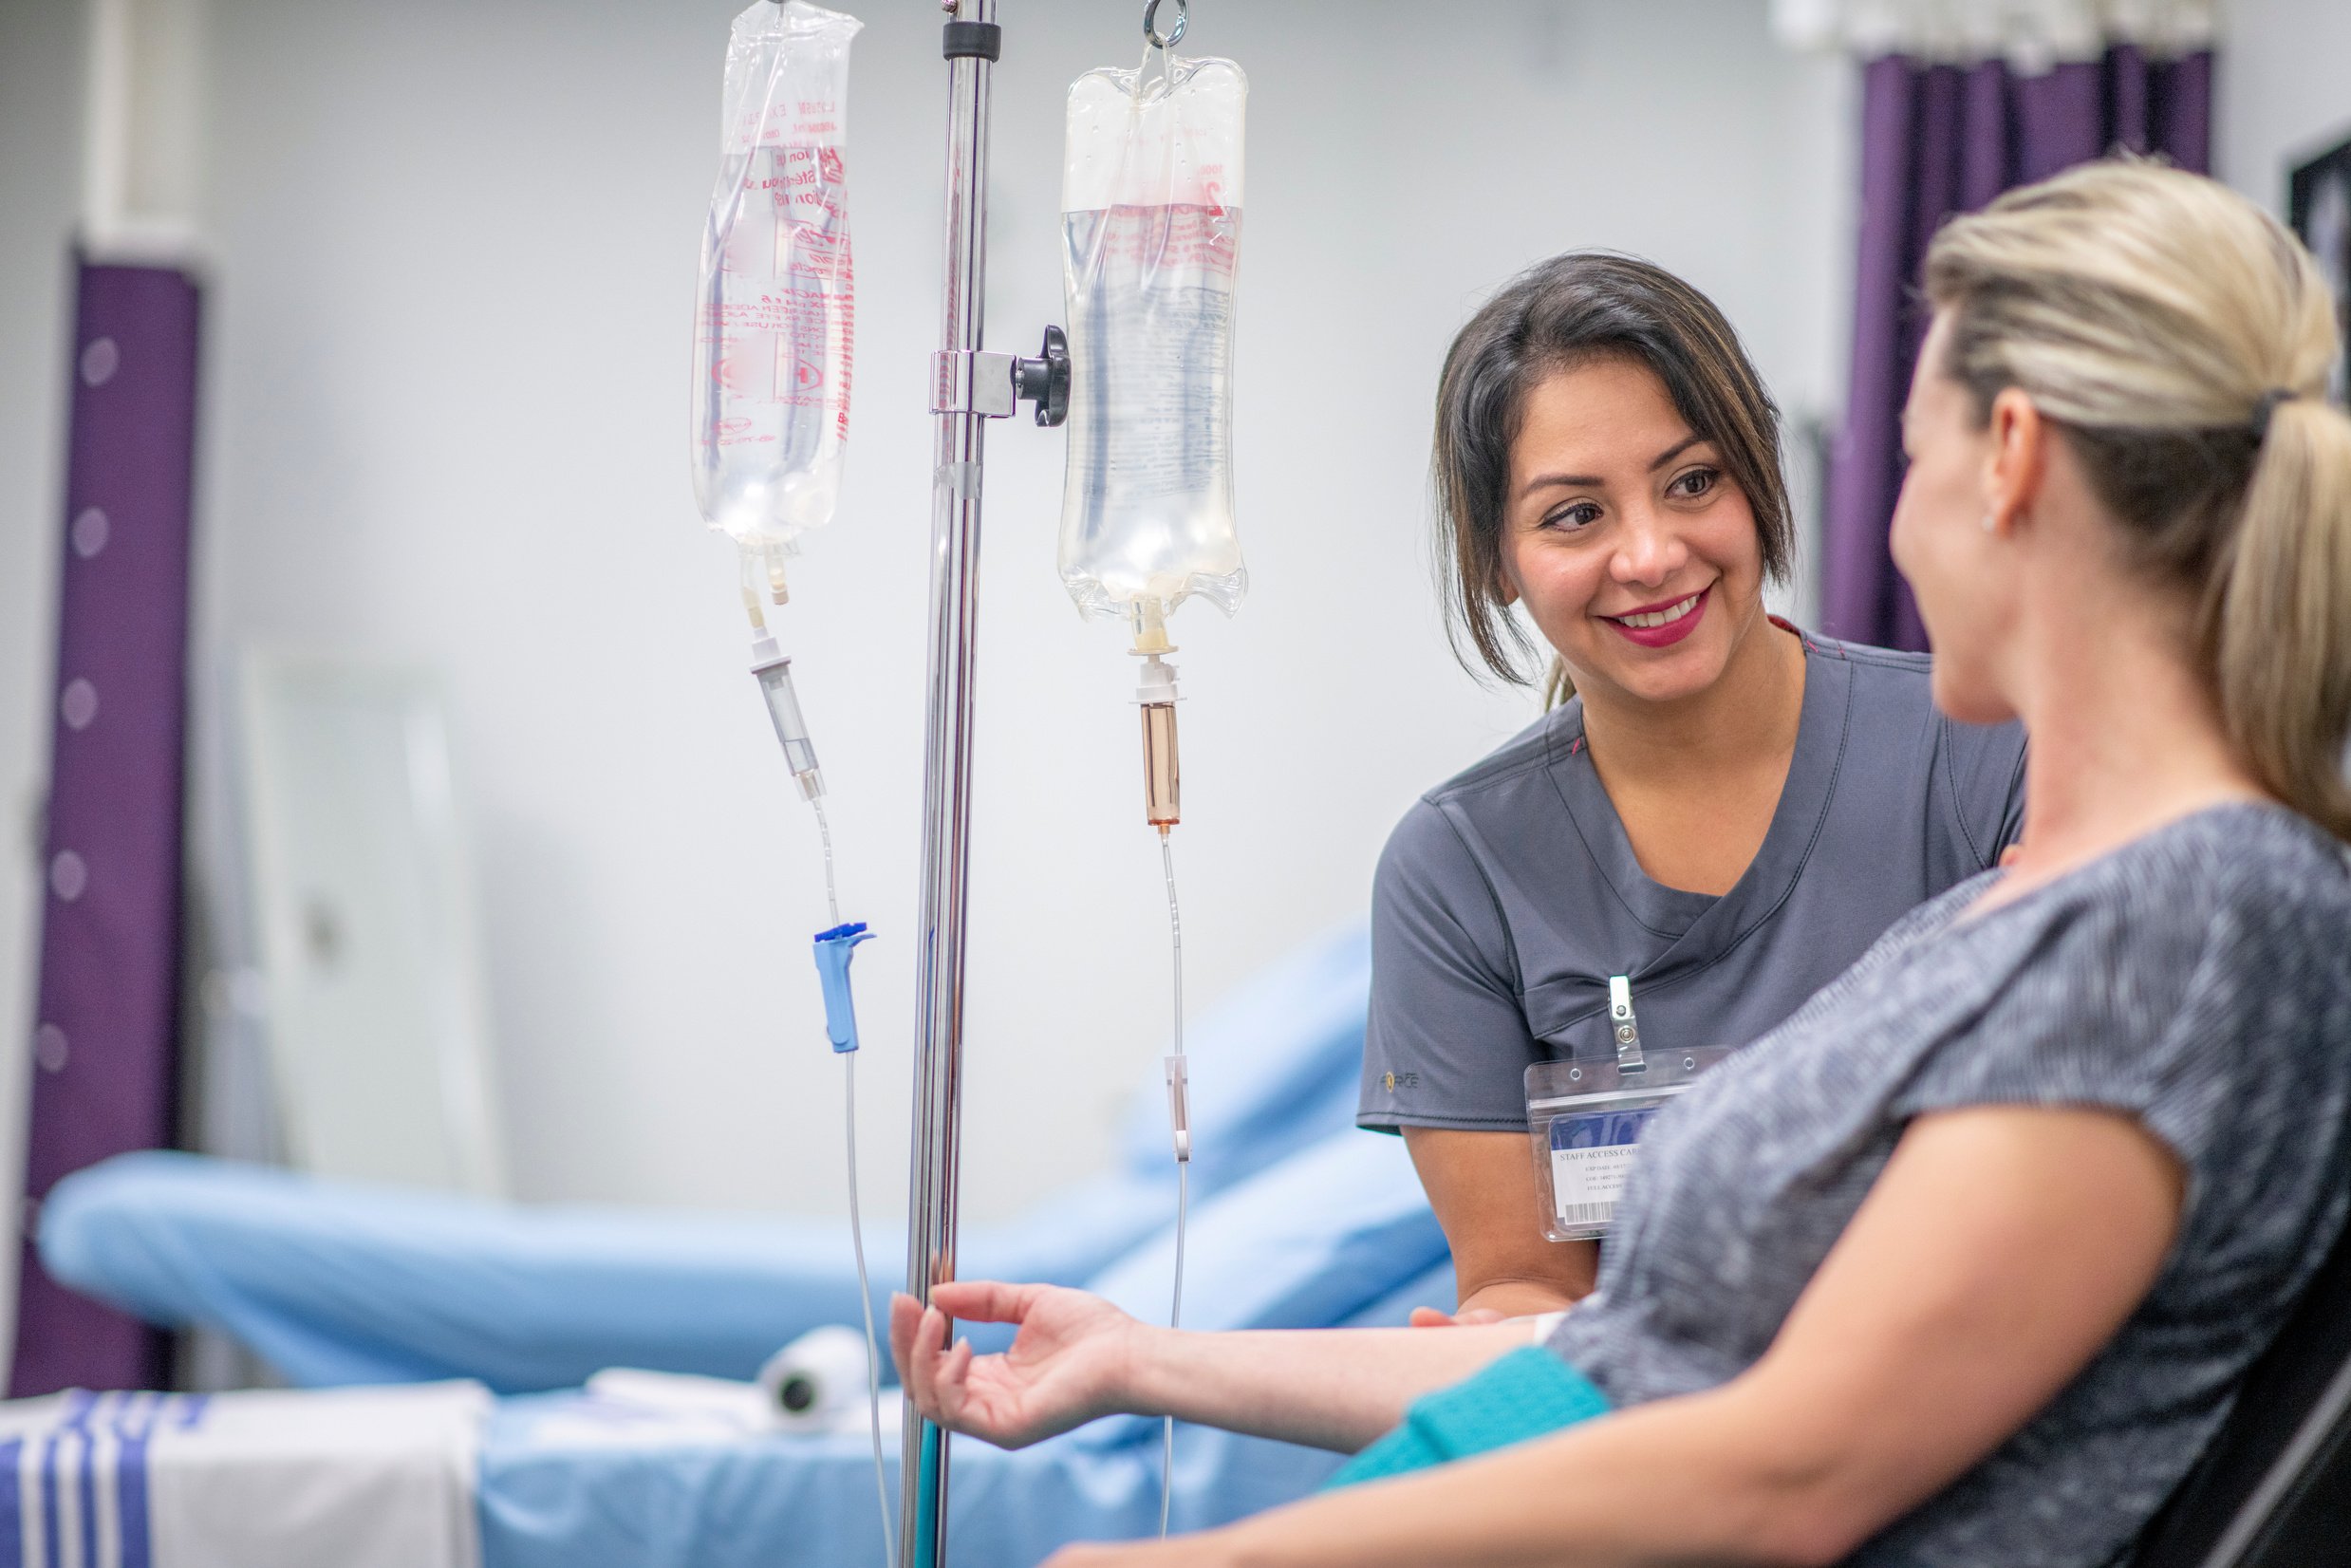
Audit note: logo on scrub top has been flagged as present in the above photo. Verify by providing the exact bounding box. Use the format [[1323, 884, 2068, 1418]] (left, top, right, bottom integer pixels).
[[1383, 1071, 1420, 1092]]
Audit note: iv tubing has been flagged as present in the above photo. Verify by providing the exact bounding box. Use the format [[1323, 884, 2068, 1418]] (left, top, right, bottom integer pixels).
[[1158, 829, 1187, 1538], [847, 1053, 893, 1568], [812, 797, 890, 1566], [814, 797, 841, 932]]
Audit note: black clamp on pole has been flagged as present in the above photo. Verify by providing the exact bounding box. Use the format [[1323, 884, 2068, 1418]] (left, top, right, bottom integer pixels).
[[942, 20, 1001, 61], [1016, 326, 1070, 427]]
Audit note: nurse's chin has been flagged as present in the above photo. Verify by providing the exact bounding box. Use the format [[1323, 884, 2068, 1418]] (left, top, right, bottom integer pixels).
[[1584, 646, 1740, 711]]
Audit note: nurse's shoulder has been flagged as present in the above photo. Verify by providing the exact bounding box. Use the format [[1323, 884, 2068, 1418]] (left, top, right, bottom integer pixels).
[[1374, 701, 1587, 913], [1809, 632, 2029, 873]]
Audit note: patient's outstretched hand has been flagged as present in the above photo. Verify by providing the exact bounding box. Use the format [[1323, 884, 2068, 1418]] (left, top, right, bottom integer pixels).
[[889, 1281, 1141, 1449]]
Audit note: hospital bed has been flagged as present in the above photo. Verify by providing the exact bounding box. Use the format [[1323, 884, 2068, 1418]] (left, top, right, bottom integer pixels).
[[42, 924, 1374, 1391], [0, 1147, 1451, 1568], [15, 921, 1478, 1565]]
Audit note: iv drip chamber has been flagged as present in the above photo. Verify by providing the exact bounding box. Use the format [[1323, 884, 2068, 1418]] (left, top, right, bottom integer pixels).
[[753, 652, 825, 799]]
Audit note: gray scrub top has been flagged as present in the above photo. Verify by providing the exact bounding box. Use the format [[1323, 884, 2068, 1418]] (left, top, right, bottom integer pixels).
[[1358, 630, 2028, 1132]]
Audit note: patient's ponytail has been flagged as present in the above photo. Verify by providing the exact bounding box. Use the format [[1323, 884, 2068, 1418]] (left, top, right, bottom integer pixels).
[[1925, 159, 2351, 839], [2219, 395, 2351, 838]]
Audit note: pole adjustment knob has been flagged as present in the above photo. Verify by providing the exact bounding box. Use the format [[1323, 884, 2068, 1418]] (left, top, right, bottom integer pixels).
[[1015, 325, 1070, 427]]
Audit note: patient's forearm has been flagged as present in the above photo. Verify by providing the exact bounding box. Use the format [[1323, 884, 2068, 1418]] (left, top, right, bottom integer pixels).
[[1209, 1381, 1839, 1568], [1125, 1322, 1531, 1453]]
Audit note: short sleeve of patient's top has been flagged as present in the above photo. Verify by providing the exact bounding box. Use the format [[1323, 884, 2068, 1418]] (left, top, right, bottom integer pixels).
[[1358, 632, 2028, 1132]]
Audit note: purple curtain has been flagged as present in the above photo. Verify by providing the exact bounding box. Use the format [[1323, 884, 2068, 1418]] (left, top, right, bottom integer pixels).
[[1819, 46, 2213, 650], [12, 261, 202, 1396]]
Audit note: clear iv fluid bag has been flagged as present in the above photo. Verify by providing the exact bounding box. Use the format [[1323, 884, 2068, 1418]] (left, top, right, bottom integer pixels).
[[690, 1, 861, 551], [1058, 55, 1249, 626]]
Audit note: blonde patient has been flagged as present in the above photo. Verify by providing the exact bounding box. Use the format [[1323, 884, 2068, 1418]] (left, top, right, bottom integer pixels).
[[894, 161, 2351, 1568]]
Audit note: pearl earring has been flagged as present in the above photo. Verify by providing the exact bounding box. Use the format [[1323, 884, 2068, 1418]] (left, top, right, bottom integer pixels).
[[1980, 513, 1997, 533]]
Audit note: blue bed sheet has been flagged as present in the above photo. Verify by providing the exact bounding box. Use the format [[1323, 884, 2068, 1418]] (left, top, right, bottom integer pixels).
[[40, 924, 1372, 1391], [477, 1260, 1458, 1568]]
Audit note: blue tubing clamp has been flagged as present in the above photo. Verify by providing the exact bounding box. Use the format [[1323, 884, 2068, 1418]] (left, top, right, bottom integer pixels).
[[812, 922, 874, 1054]]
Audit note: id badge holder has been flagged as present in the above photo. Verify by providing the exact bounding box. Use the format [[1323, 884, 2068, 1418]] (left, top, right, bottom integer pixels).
[[1525, 977, 1732, 1241]]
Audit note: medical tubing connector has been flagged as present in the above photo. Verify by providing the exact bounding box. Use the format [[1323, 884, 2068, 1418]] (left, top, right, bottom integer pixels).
[[752, 634, 826, 801]]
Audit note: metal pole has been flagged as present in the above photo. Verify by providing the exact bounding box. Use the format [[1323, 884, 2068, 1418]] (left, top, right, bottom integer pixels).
[[903, 3, 996, 1564]]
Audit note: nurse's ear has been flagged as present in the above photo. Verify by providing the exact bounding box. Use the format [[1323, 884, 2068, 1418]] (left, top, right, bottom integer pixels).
[[1981, 387, 2050, 538], [1493, 558, 1522, 609]]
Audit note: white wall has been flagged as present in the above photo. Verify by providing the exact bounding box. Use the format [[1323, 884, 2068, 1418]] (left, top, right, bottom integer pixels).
[[3, 0, 2340, 1279], [2214, 0, 2351, 215], [0, 0, 87, 1372], [0, 0, 1853, 1228]]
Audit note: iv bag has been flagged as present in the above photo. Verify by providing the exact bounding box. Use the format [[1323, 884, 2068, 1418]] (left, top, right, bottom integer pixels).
[[690, 1, 861, 552], [1057, 53, 1249, 628]]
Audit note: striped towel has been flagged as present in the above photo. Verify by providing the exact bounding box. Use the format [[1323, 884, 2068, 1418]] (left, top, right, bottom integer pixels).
[[0, 1383, 487, 1568]]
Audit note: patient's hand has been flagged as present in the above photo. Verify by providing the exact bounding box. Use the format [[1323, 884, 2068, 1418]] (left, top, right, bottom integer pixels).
[[1042, 1532, 1246, 1566], [889, 1281, 1142, 1449]]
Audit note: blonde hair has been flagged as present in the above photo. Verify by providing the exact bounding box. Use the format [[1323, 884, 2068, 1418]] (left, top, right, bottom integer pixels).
[[1924, 159, 2351, 840]]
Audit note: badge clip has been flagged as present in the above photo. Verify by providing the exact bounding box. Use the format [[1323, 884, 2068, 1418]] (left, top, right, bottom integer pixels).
[[1608, 975, 1646, 1076]]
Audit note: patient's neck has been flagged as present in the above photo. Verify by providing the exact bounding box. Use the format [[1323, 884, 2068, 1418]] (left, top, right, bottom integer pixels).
[[1989, 551, 2265, 909]]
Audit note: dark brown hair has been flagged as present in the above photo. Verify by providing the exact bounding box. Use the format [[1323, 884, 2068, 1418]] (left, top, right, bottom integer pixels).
[[1431, 252, 1792, 695]]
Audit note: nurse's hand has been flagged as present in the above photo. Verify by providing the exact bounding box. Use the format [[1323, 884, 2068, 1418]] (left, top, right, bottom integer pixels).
[[1408, 1305, 1507, 1327], [889, 1281, 1142, 1449]]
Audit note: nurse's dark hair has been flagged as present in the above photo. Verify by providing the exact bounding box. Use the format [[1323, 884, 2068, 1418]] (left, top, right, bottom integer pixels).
[[1431, 252, 1792, 700]]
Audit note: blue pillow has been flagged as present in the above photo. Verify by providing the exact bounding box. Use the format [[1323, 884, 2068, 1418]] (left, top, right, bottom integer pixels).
[[1112, 921, 1370, 1194], [1064, 1128, 1446, 1451]]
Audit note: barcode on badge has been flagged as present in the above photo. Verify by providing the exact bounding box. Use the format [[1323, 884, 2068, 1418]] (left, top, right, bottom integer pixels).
[[1554, 1199, 1615, 1227]]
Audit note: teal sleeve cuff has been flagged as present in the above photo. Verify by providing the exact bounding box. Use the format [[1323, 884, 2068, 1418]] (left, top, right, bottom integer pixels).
[[1324, 1345, 1610, 1489]]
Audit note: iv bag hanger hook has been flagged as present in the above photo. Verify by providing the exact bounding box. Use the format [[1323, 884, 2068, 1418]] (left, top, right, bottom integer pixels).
[[1143, 0, 1186, 49]]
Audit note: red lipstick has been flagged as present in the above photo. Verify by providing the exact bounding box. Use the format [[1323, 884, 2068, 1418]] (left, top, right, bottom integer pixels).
[[1601, 585, 1710, 649]]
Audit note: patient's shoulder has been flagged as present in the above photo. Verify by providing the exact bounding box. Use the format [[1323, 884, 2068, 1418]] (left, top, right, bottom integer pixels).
[[1898, 803, 2351, 1152]]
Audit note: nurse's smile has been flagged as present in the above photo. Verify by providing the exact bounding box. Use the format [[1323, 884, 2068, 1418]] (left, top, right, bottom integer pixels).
[[1600, 584, 1711, 647]]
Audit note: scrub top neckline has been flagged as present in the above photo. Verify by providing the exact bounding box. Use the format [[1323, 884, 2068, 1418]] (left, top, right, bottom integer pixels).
[[1543, 627, 1853, 950]]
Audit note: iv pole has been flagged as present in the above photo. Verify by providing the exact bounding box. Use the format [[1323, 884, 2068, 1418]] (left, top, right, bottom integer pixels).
[[903, 4, 1065, 1563]]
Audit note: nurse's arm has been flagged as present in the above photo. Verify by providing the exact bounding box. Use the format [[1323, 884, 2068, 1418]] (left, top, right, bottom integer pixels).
[[1403, 1126, 1596, 1317], [1069, 1104, 2183, 1568]]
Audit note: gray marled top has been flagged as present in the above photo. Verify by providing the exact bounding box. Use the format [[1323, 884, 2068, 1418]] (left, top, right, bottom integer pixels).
[[1544, 803, 2351, 1567]]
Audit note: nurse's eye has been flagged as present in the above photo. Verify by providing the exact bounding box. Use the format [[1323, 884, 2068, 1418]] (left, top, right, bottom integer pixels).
[[1667, 466, 1720, 501], [1542, 500, 1602, 532]]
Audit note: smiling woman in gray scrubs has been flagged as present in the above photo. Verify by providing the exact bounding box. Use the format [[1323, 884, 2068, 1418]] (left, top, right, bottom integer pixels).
[[1358, 253, 2027, 1319]]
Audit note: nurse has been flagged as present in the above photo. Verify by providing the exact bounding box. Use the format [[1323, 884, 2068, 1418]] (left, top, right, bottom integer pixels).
[[1360, 254, 2027, 1316]]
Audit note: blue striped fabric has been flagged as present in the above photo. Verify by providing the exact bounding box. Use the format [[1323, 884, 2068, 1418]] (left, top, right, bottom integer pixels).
[[0, 1391, 206, 1568]]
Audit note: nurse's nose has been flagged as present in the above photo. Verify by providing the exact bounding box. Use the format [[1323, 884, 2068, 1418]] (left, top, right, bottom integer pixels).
[[1609, 502, 1688, 588]]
